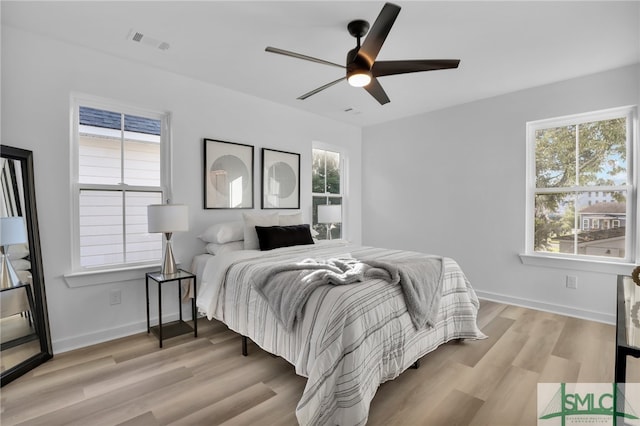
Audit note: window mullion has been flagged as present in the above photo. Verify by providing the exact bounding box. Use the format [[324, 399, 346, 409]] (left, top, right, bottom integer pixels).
[[120, 112, 126, 185], [534, 185, 628, 194], [122, 189, 127, 264], [573, 193, 578, 255], [120, 113, 127, 264], [323, 151, 328, 194], [575, 123, 580, 187]]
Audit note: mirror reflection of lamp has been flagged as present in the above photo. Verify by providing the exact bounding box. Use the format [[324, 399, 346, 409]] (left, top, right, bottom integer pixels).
[[147, 204, 189, 275], [318, 204, 342, 240], [1, 216, 27, 289]]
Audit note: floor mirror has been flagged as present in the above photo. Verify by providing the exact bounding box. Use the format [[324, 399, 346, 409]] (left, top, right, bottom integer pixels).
[[1, 145, 52, 386]]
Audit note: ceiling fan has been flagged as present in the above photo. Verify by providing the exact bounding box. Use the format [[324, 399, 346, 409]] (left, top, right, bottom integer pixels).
[[265, 2, 460, 105]]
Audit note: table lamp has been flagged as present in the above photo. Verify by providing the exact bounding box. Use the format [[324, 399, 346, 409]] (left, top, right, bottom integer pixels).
[[147, 204, 189, 275], [318, 204, 342, 240], [1, 216, 28, 289]]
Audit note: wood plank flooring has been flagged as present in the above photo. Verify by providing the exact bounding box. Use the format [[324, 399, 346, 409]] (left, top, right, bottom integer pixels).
[[1, 300, 638, 425]]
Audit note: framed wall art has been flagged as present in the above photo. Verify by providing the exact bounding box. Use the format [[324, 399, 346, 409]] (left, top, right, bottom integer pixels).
[[203, 139, 254, 209], [261, 148, 300, 209]]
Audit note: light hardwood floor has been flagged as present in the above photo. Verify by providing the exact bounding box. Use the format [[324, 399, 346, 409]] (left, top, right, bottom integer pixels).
[[1, 300, 638, 426]]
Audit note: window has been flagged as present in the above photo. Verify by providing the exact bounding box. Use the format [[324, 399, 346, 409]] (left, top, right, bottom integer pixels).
[[525, 106, 636, 263], [71, 97, 169, 271], [312, 146, 343, 240]]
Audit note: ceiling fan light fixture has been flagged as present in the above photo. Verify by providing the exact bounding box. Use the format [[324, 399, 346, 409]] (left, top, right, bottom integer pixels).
[[347, 70, 372, 87]]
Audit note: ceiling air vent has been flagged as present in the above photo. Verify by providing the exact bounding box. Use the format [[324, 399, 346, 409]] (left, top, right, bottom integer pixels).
[[126, 29, 170, 51], [132, 32, 144, 42]]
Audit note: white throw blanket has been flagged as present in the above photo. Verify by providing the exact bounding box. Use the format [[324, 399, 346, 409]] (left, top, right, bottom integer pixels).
[[252, 255, 444, 331]]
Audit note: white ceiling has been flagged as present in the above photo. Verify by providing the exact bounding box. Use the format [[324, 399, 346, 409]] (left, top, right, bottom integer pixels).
[[2, 1, 639, 127]]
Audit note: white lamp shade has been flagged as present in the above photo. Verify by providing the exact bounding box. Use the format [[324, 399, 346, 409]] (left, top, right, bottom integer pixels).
[[147, 204, 189, 233], [1, 217, 27, 246], [318, 204, 342, 224]]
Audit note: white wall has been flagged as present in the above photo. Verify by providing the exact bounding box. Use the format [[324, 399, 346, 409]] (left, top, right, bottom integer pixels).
[[1, 26, 362, 353], [362, 64, 639, 324]]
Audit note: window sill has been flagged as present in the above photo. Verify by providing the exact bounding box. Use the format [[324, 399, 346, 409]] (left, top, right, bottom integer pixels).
[[519, 253, 637, 275], [64, 263, 172, 288]]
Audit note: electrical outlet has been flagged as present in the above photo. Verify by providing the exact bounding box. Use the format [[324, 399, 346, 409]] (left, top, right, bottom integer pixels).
[[110, 289, 122, 305], [566, 276, 578, 290]]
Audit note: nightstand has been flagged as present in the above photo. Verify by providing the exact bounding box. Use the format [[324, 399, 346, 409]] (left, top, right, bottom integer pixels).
[[146, 269, 197, 348]]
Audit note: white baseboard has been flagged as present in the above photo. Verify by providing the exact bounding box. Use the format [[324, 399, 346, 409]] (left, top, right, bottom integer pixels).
[[475, 290, 615, 325], [53, 292, 615, 353], [52, 313, 183, 354]]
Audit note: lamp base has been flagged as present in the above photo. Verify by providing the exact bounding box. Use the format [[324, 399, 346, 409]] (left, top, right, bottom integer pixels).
[[326, 223, 334, 240], [161, 234, 178, 275]]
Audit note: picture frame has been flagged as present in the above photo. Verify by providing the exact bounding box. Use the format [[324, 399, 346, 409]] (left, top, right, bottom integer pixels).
[[203, 139, 254, 209], [261, 148, 300, 209]]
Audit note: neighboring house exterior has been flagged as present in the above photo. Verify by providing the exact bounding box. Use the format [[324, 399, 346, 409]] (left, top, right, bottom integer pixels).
[[579, 202, 626, 231], [558, 202, 626, 258]]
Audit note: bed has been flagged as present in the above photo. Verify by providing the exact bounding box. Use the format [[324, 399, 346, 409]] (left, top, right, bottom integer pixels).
[[193, 230, 485, 426]]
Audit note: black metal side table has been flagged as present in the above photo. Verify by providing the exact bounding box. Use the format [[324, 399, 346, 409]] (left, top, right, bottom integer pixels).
[[615, 274, 640, 382], [146, 269, 197, 348]]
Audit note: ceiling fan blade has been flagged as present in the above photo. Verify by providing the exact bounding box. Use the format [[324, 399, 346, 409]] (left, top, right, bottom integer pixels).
[[266, 47, 345, 69], [298, 77, 347, 100], [364, 77, 390, 105], [359, 3, 401, 66], [372, 59, 460, 77]]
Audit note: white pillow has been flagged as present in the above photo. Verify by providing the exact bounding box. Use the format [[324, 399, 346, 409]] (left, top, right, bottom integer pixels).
[[8, 243, 29, 260], [243, 212, 279, 250], [198, 221, 244, 244], [205, 241, 245, 255], [279, 212, 303, 226]]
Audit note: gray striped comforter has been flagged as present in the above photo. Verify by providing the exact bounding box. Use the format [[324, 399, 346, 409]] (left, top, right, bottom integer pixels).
[[196, 241, 486, 425]]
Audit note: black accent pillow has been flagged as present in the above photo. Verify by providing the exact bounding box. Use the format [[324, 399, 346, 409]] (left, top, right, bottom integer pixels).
[[255, 224, 315, 251]]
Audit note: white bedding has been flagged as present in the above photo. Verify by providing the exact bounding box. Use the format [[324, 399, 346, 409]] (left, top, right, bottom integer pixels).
[[195, 240, 485, 425]]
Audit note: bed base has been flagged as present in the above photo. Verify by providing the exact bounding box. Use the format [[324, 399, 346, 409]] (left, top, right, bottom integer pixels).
[[242, 335, 426, 368], [241, 336, 464, 367]]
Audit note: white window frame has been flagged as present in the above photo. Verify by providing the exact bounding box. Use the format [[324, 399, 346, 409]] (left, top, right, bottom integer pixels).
[[65, 94, 171, 286], [312, 141, 346, 240], [521, 105, 638, 274]]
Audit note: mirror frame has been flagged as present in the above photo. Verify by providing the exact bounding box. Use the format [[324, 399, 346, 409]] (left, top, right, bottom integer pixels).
[[1, 145, 53, 386]]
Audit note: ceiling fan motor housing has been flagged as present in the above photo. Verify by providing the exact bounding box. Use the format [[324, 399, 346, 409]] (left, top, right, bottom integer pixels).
[[348, 46, 370, 65], [347, 47, 371, 71], [346, 48, 372, 86]]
